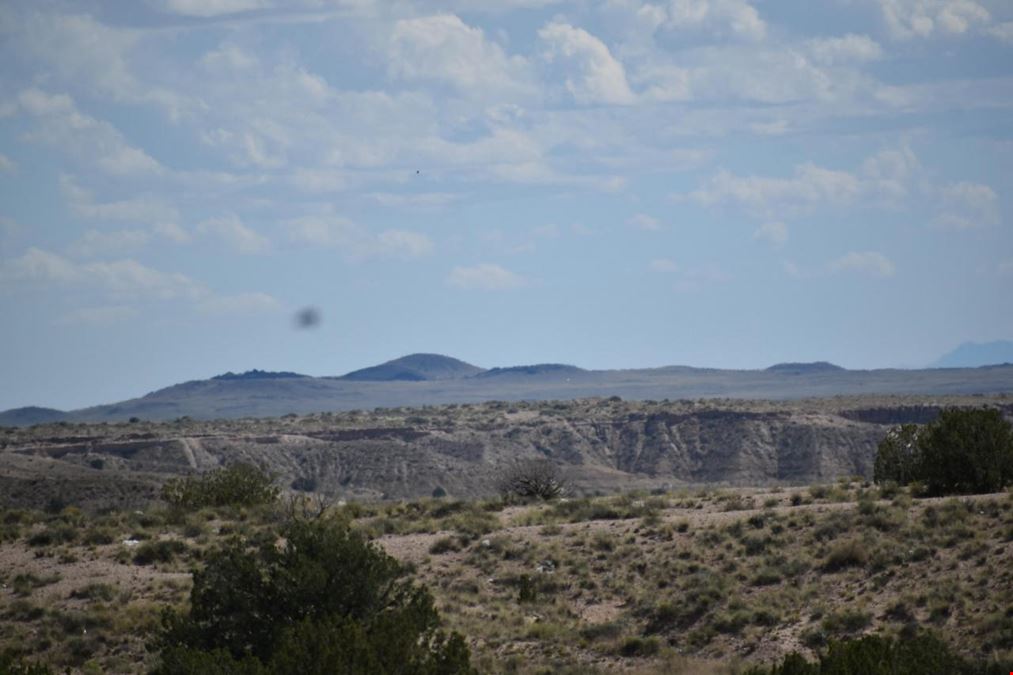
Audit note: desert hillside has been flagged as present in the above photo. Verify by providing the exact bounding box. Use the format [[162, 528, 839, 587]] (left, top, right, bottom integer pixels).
[[2, 395, 1009, 511]]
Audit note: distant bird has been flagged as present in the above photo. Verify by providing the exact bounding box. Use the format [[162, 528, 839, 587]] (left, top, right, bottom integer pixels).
[[294, 307, 321, 329]]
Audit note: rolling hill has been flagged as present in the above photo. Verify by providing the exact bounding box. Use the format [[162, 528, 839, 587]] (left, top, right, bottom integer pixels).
[[2, 354, 1012, 425]]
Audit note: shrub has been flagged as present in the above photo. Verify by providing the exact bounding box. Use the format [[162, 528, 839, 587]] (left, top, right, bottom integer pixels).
[[161, 463, 280, 510], [152, 516, 473, 674], [497, 459, 566, 501], [873, 408, 1013, 496], [617, 636, 660, 657], [745, 632, 1008, 675], [822, 539, 868, 572], [133, 540, 187, 566], [873, 424, 922, 486], [0, 651, 53, 675], [919, 408, 1013, 495]]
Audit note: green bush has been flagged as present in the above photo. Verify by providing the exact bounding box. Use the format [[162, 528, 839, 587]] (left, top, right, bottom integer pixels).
[[919, 408, 1013, 495], [152, 516, 474, 674], [134, 540, 188, 566], [873, 408, 1013, 495], [745, 632, 1010, 674], [873, 424, 921, 486], [0, 650, 53, 675], [161, 464, 280, 510]]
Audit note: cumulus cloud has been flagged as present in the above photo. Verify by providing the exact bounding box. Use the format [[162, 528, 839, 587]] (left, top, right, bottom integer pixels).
[[288, 216, 434, 260], [806, 34, 883, 64], [689, 164, 861, 214], [16, 89, 163, 175], [1, 247, 279, 311], [686, 145, 921, 215], [628, 213, 662, 231], [197, 215, 271, 254], [197, 292, 281, 314], [649, 258, 678, 272], [753, 221, 788, 247], [988, 22, 1013, 43], [7, 10, 187, 116], [389, 14, 531, 98], [151, 0, 269, 17], [539, 21, 636, 105], [829, 251, 896, 277], [68, 229, 152, 258], [154, 222, 192, 244], [447, 263, 526, 290], [663, 0, 766, 41], [61, 176, 179, 224], [935, 181, 999, 229], [875, 0, 991, 39], [1, 247, 204, 299], [0, 153, 16, 172]]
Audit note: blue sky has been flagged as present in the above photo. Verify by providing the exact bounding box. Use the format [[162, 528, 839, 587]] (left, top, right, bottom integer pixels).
[[1, 0, 1011, 410]]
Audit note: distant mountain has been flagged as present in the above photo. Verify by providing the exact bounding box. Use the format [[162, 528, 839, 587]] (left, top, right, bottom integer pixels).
[[212, 369, 308, 381], [766, 362, 845, 375], [0, 406, 68, 426], [340, 353, 485, 382], [477, 364, 586, 378], [4, 354, 1013, 425], [932, 341, 1013, 368]]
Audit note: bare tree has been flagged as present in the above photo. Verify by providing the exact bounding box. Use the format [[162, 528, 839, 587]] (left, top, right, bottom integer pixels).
[[497, 458, 567, 500]]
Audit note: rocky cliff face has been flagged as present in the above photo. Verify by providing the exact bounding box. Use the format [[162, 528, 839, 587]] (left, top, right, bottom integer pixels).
[[2, 397, 1010, 508]]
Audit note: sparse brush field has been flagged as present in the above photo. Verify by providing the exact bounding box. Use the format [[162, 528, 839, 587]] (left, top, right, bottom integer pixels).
[[1, 481, 1011, 673]]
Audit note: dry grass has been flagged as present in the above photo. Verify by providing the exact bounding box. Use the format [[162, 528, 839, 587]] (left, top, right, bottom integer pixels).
[[1, 485, 1011, 673]]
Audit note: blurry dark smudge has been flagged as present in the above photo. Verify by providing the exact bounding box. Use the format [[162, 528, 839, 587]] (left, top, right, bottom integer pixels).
[[295, 307, 321, 329]]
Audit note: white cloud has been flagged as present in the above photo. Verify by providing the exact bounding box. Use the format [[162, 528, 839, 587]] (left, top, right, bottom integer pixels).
[[17, 89, 163, 175], [447, 263, 526, 290], [197, 215, 271, 254], [2, 247, 278, 311], [753, 221, 788, 247], [1, 247, 204, 299], [288, 216, 434, 260], [686, 146, 922, 215], [806, 34, 883, 64], [8, 10, 186, 117], [0, 153, 16, 172], [3, 247, 80, 284], [649, 258, 679, 272], [389, 15, 531, 98], [201, 43, 260, 71], [376, 230, 435, 257], [367, 192, 459, 209], [829, 251, 896, 277], [539, 22, 636, 105], [663, 0, 766, 41], [689, 164, 861, 214], [875, 0, 991, 39], [197, 292, 281, 314], [68, 229, 151, 258], [154, 222, 192, 244], [153, 0, 269, 17], [935, 181, 999, 229], [61, 176, 179, 223], [628, 213, 661, 231], [988, 22, 1013, 43]]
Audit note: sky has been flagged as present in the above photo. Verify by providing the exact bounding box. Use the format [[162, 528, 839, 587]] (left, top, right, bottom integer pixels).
[[1, 0, 1011, 411]]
